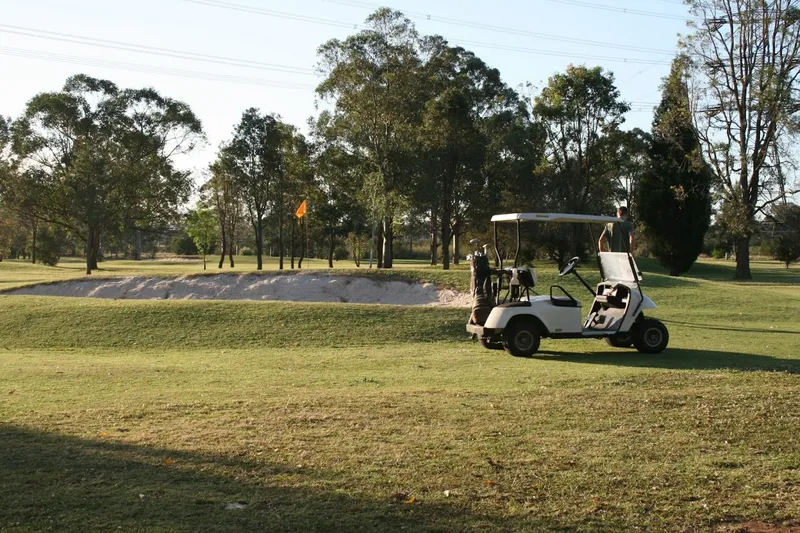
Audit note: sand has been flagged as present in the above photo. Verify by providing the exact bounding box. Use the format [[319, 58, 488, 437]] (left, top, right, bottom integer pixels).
[[6, 273, 472, 307]]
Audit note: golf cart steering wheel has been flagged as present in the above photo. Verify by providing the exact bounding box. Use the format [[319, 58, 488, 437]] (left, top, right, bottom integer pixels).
[[559, 257, 580, 277]]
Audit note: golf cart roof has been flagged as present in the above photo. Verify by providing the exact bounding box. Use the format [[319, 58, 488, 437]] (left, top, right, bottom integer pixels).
[[491, 213, 622, 224]]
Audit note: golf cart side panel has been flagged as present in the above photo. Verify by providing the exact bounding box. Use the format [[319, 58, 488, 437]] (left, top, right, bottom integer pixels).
[[483, 296, 583, 335], [614, 291, 656, 332]]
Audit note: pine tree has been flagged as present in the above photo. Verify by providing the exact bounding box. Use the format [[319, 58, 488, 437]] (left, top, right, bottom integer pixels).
[[640, 56, 713, 276]]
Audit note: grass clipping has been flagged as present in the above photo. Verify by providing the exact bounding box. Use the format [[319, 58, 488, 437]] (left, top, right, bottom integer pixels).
[[5, 273, 472, 306]]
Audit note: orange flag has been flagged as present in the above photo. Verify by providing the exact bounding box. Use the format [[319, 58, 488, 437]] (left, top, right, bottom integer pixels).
[[295, 200, 308, 219]]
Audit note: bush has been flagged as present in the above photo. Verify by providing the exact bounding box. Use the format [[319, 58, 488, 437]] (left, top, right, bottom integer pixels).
[[170, 233, 198, 255], [334, 246, 349, 261], [241, 247, 254, 256], [711, 248, 727, 260], [35, 224, 64, 266]]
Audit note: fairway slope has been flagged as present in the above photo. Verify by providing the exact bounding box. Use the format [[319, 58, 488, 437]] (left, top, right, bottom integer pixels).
[[4, 273, 472, 306]]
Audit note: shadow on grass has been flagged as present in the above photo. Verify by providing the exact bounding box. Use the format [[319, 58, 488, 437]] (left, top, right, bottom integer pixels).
[[661, 319, 800, 336], [533, 348, 799, 373], [0, 424, 565, 532]]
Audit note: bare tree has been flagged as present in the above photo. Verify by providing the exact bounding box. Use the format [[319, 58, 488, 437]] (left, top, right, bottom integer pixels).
[[683, 0, 800, 279]]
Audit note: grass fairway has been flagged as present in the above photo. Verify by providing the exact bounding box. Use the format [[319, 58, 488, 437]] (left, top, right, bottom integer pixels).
[[1, 258, 799, 531]]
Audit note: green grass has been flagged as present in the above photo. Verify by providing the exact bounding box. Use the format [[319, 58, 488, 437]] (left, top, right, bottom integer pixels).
[[1, 258, 799, 531]]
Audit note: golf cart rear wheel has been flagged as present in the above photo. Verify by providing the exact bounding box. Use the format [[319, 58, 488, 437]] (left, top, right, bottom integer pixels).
[[480, 338, 504, 351], [605, 332, 634, 348], [634, 319, 669, 354], [503, 321, 541, 358]]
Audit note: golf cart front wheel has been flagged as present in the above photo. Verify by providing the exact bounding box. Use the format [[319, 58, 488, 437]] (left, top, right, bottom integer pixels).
[[503, 321, 541, 358], [605, 332, 634, 348], [634, 319, 669, 354]]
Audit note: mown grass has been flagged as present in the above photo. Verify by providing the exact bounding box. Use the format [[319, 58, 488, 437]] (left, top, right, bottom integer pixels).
[[1, 258, 799, 531]]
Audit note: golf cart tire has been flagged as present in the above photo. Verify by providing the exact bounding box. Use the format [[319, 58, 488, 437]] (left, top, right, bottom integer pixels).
[[605, 332, 634, 348], [634, 319, 669, 354], [503, 319, 541, 358], [480, 338, 504, 351]]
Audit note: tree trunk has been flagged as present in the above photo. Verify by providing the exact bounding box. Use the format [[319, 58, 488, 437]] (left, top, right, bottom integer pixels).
[[255, 222, 264, 270], [218, 226, 226, 269], [229, 225, 235, 268], [135, 230, 142, 261], [453, 223, 460, 266], [86, 227, 96, 275], [430, 214, 438, 266], [298, 219, 305, 269], [291, 218, 295, 269], [203, 252, 207, 270], [87, 229, 100, 272], [328, 234, 334, 268], [441, 207, 452, 271], [734, 236, 752, 280], [376, 223, 384, 269], [31, 219, 38, 265], [279, 214, 284, 270], [381, 217, 393, 269]]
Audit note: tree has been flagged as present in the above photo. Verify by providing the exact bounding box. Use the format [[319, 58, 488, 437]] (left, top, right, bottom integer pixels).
[[205, 162, 242, 268], [640, 57, 714, 276], [316, 9, 426, 268], [683, 0, 800, 279], [419, 39, 518, 270], [220, 109, 281, 270], [533, 66, 630, 261], [8, 75, 203, 274], [186, 205, 218, 271], [312, 143, 368, 268], [768, 202, 800, 267], [276, 123, 313, 270]]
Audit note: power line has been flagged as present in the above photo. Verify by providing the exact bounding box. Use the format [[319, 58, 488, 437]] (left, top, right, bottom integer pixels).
[[178, 0, 671, 65], [542, 0, 688, 21], [449, 38, 670, 65], [178, 0, 358, 29], [321, 0, 677, 55], [0, 46, 317, 90], [0, 24, 317, 76]]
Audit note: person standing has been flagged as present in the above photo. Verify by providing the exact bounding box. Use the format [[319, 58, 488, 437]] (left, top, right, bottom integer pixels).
[[599, 206, 635, 253]]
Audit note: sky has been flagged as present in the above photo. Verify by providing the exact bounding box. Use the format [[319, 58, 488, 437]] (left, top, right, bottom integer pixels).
[[0, 0, 691, 177]]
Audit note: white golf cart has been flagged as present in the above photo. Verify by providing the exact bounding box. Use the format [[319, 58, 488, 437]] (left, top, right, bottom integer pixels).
[[466, 213, 669, 357]]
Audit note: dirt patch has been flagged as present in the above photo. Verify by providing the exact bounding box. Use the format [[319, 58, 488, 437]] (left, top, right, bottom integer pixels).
[[4, 273, 472, 307]]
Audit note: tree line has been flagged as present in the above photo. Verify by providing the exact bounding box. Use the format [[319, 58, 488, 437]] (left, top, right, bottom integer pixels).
[[1, 1, 798, 277]]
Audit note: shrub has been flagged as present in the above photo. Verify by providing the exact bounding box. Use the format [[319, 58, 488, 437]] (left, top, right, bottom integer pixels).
[[35, 224, 64, 266]]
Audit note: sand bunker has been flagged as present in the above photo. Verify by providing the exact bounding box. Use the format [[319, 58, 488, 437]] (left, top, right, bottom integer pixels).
[[6, 273, 472, 307]]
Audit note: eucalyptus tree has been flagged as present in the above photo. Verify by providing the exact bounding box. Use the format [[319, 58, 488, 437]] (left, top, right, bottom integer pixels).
[[316, 8, 427, 268], [220, 109, 281, 270], [533, 66, 630, 260], [683, 0, 800, 278], [419, 38, 519, 269], [9, 75, 203, 274], [205, 161, 242, 268]]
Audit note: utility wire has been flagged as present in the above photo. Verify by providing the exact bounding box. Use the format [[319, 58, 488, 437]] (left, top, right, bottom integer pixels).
[[0, 46, 317, 90], [449, 37, 670, 65], [178, 0, 672, 65], [0, 24, 317, 76], [178, 0, 359, 29], [541, 0, 688, 21], [321, 0, 677, 55]]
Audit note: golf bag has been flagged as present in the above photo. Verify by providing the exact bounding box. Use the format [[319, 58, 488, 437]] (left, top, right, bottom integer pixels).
[[470, 253, 494, 326]]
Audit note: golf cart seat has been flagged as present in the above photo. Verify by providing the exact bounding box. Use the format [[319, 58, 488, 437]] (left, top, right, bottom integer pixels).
[[550, 285, 579, 308], [595, 284, 629, 310]]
